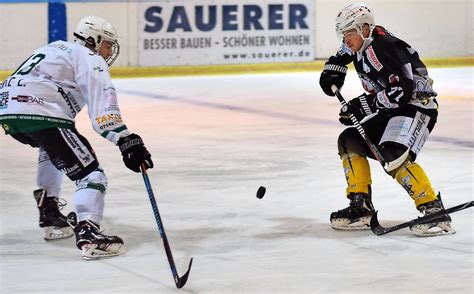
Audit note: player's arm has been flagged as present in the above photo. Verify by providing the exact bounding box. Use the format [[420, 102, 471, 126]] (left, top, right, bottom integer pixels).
[[75, 53, 153, 172], [319, 43, 353, 96]]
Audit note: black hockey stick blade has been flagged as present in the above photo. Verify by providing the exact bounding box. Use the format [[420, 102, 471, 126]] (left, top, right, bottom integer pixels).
[[175, 258, 193, 289], [370, 201, 474, 236], [369, 211, 386, 236]]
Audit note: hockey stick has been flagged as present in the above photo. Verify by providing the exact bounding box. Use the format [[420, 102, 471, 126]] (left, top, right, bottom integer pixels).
[[331, 85, 389, 170], [370, 201, 473, 235], [140, 164, 193, 289]]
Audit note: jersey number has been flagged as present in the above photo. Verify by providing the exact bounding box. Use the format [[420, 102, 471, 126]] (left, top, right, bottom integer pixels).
[[12, 53, 46, 76]]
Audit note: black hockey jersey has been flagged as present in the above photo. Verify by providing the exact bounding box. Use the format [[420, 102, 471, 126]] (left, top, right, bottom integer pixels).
[[331, 26, 437, 111]]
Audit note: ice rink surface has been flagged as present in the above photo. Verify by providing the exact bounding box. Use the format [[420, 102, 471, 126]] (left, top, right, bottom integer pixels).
[[0, 68, 473, 293]]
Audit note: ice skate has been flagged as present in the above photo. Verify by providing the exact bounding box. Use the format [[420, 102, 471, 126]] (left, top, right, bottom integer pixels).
[[68, 212, 125, 260], [33, 189, 74, 241], [330, 193, 375, 230], [410, 196, 455, 237]]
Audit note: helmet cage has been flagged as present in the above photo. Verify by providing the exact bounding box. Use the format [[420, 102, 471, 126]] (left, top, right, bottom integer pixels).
[[104, 39, 120, 66]]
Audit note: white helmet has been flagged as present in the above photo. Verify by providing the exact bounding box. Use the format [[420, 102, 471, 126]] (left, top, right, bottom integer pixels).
[[73, 16, 120, 66], [335, 3, 375, 40]]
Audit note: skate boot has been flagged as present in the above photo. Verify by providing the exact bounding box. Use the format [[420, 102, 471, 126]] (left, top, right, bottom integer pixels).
[[68, 212, 125, 260], [330, 193, 375, 230], [33, 189, 74, 240], [410, 195, 455, 237]]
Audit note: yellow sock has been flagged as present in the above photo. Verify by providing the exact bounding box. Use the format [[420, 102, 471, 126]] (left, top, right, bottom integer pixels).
[[394, 161, 437, 207], [341, 153, 372, 196]]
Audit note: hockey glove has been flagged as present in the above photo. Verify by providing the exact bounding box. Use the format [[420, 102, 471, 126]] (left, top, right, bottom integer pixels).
[[339, 94, 375, 126], [117, 133, 154, 173], [319, 56, 347, 97]]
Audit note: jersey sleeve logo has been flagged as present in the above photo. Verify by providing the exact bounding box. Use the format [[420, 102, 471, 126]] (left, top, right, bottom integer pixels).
[[366, 45, 383, 71]]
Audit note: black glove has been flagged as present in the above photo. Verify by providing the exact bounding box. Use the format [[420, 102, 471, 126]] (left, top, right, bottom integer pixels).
[[117, 133, 154, 173], [339, 94, 375, 126], [319, 56, 347, 97]]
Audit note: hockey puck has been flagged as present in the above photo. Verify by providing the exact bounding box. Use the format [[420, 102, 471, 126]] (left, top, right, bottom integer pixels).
[[256, 186, 266, 199]]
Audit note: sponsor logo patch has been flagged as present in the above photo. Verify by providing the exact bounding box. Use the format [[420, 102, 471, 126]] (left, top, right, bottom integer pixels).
[[60, 163, 80, 174], [12, 95, 44, 105], [366, 45, 383, 71], [408, 113, 429, 149], [95, 113, 123, 130], [0, 91, 8, 109]]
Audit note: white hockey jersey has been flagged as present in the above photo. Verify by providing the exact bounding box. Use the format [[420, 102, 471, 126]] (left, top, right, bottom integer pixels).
[[0, 40, 129, 144]]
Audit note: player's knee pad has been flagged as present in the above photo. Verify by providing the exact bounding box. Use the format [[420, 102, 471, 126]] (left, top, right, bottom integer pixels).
[[74, 169, 107, 224], [338, 128, 368, 157], [393, 161, 437, 207], [75, 168, 108, 194], [380, 142, 412, 175], [341, 152, 372, 196]]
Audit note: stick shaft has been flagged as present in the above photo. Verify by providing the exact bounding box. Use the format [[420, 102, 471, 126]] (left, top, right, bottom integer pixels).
[[140, 165, 192, 288], [141, 167, 179, 271]]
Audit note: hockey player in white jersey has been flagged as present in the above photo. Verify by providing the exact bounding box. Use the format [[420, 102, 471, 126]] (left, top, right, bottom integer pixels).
[[0, 16, 153, 259]]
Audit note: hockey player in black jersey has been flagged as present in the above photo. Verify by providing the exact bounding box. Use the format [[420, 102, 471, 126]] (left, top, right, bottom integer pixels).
[[319, 3, 454, 236]]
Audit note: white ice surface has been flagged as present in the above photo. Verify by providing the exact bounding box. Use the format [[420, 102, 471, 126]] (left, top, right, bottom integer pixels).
[[0, 68, 473, 293]]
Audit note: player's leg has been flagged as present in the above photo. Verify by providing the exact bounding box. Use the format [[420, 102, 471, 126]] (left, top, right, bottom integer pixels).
[[331, 127, 375, 230], [380, 109, 454, 236], [72, 168, 124, 259], [9, 132, 73, 240], [32, 127, 125, 258], [34, 148, 74, 240]]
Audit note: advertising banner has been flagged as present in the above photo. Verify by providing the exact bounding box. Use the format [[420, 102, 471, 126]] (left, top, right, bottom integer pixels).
[[138, 0, 315, 66]]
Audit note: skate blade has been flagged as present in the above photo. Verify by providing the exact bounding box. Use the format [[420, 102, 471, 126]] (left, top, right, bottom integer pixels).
[[43, 226, 74, 241], [330, 216, 372, 231], [410, 222, 456, 237], [81, 243, 125, 260]]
